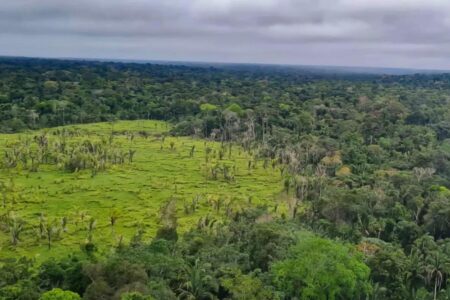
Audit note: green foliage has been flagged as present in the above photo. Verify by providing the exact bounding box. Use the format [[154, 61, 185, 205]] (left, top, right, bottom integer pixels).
[[221, 270, 276, 300], [2, 57, 450, 298], [272, 234, 371, 299], [120, 292, 154, 300], [39, 288, 81, 300], [226, 103, 244, 116], [200, 103, 218, 113], [0, 257, 40, 300], [37, 256, 90, 295], [365, 241, 410, 299]]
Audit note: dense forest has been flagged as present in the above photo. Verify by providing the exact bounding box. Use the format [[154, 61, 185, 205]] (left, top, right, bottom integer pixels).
[[1, 57, 450, 299]]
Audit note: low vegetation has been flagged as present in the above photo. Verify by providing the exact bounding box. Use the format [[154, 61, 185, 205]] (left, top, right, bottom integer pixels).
[[0, 120, 283, 259]]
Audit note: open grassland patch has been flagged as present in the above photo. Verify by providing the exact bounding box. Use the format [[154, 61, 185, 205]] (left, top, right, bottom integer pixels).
[[0, 120, 283, 260]]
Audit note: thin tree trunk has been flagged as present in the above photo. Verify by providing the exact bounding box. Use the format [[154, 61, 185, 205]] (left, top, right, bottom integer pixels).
[[434, 277, 438, 300]]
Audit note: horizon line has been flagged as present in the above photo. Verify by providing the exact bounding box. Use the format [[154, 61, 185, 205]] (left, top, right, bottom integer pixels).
[[1, 54, 449, 75]]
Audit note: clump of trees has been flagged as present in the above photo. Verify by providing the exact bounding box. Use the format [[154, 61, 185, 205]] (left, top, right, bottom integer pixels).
[[0, 208, 374, 300], [1, 130, 136, 176]]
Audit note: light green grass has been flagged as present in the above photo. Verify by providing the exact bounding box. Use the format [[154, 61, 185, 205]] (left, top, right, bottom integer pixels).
[[0, 120, 283, 261]]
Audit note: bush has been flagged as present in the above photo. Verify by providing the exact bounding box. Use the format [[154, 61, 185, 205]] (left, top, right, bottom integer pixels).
[[40, 288, 81, 300]]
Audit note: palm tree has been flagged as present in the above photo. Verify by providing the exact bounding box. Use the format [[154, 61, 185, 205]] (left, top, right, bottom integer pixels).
[[87, 217, 96, 242], [425, 251, 450, 300], [189, 145, 195, 157], [367, 283, 387, 300], [61, 216, 68, 232], [178, 259, 218, 300], [38, 213, 46, 238], [128, 149, 136, 163], [44, 219, 60, 249], [109, 208, 120, 234], [0, 181, 6, 208], [8, 215, 24, 246], [27, 109, 39, 128], [73, 208, 87, 228], [55, 100, 70, 125]]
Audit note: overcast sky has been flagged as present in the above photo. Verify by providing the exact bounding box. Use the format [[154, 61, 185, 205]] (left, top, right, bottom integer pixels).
[[1, 0, 450, 70]]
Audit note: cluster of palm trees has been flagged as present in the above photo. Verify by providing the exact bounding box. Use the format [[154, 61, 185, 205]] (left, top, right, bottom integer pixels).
[[0, 203, 127, 248], [0, 178, 128, 249], [408, 235, 450, 300], [183, 195, 200, 215], [202, 144, 240, 183], [178, 258, 218, 300], [36, 214, 62, 249], [0, 178, 21, 209], [1, 131, 136, 176], [0, 212, 25, 245], [206, 163, 236, 182]]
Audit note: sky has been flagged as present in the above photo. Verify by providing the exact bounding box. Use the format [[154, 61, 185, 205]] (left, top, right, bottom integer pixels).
[[1, 0, 450, 70]]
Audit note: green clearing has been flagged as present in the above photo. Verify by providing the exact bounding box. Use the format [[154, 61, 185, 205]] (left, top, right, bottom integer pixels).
[[0, 120, 283, 260]]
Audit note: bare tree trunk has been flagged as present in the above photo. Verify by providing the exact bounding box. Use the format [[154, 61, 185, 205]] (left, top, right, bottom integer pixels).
[[434, 277, 438, 300]]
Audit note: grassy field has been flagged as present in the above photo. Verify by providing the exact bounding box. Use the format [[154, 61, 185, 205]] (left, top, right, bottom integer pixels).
[[0, 120, 283, 260]]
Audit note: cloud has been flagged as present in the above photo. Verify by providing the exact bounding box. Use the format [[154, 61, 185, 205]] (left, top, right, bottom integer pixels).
[[1, 0, 450, 69]]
